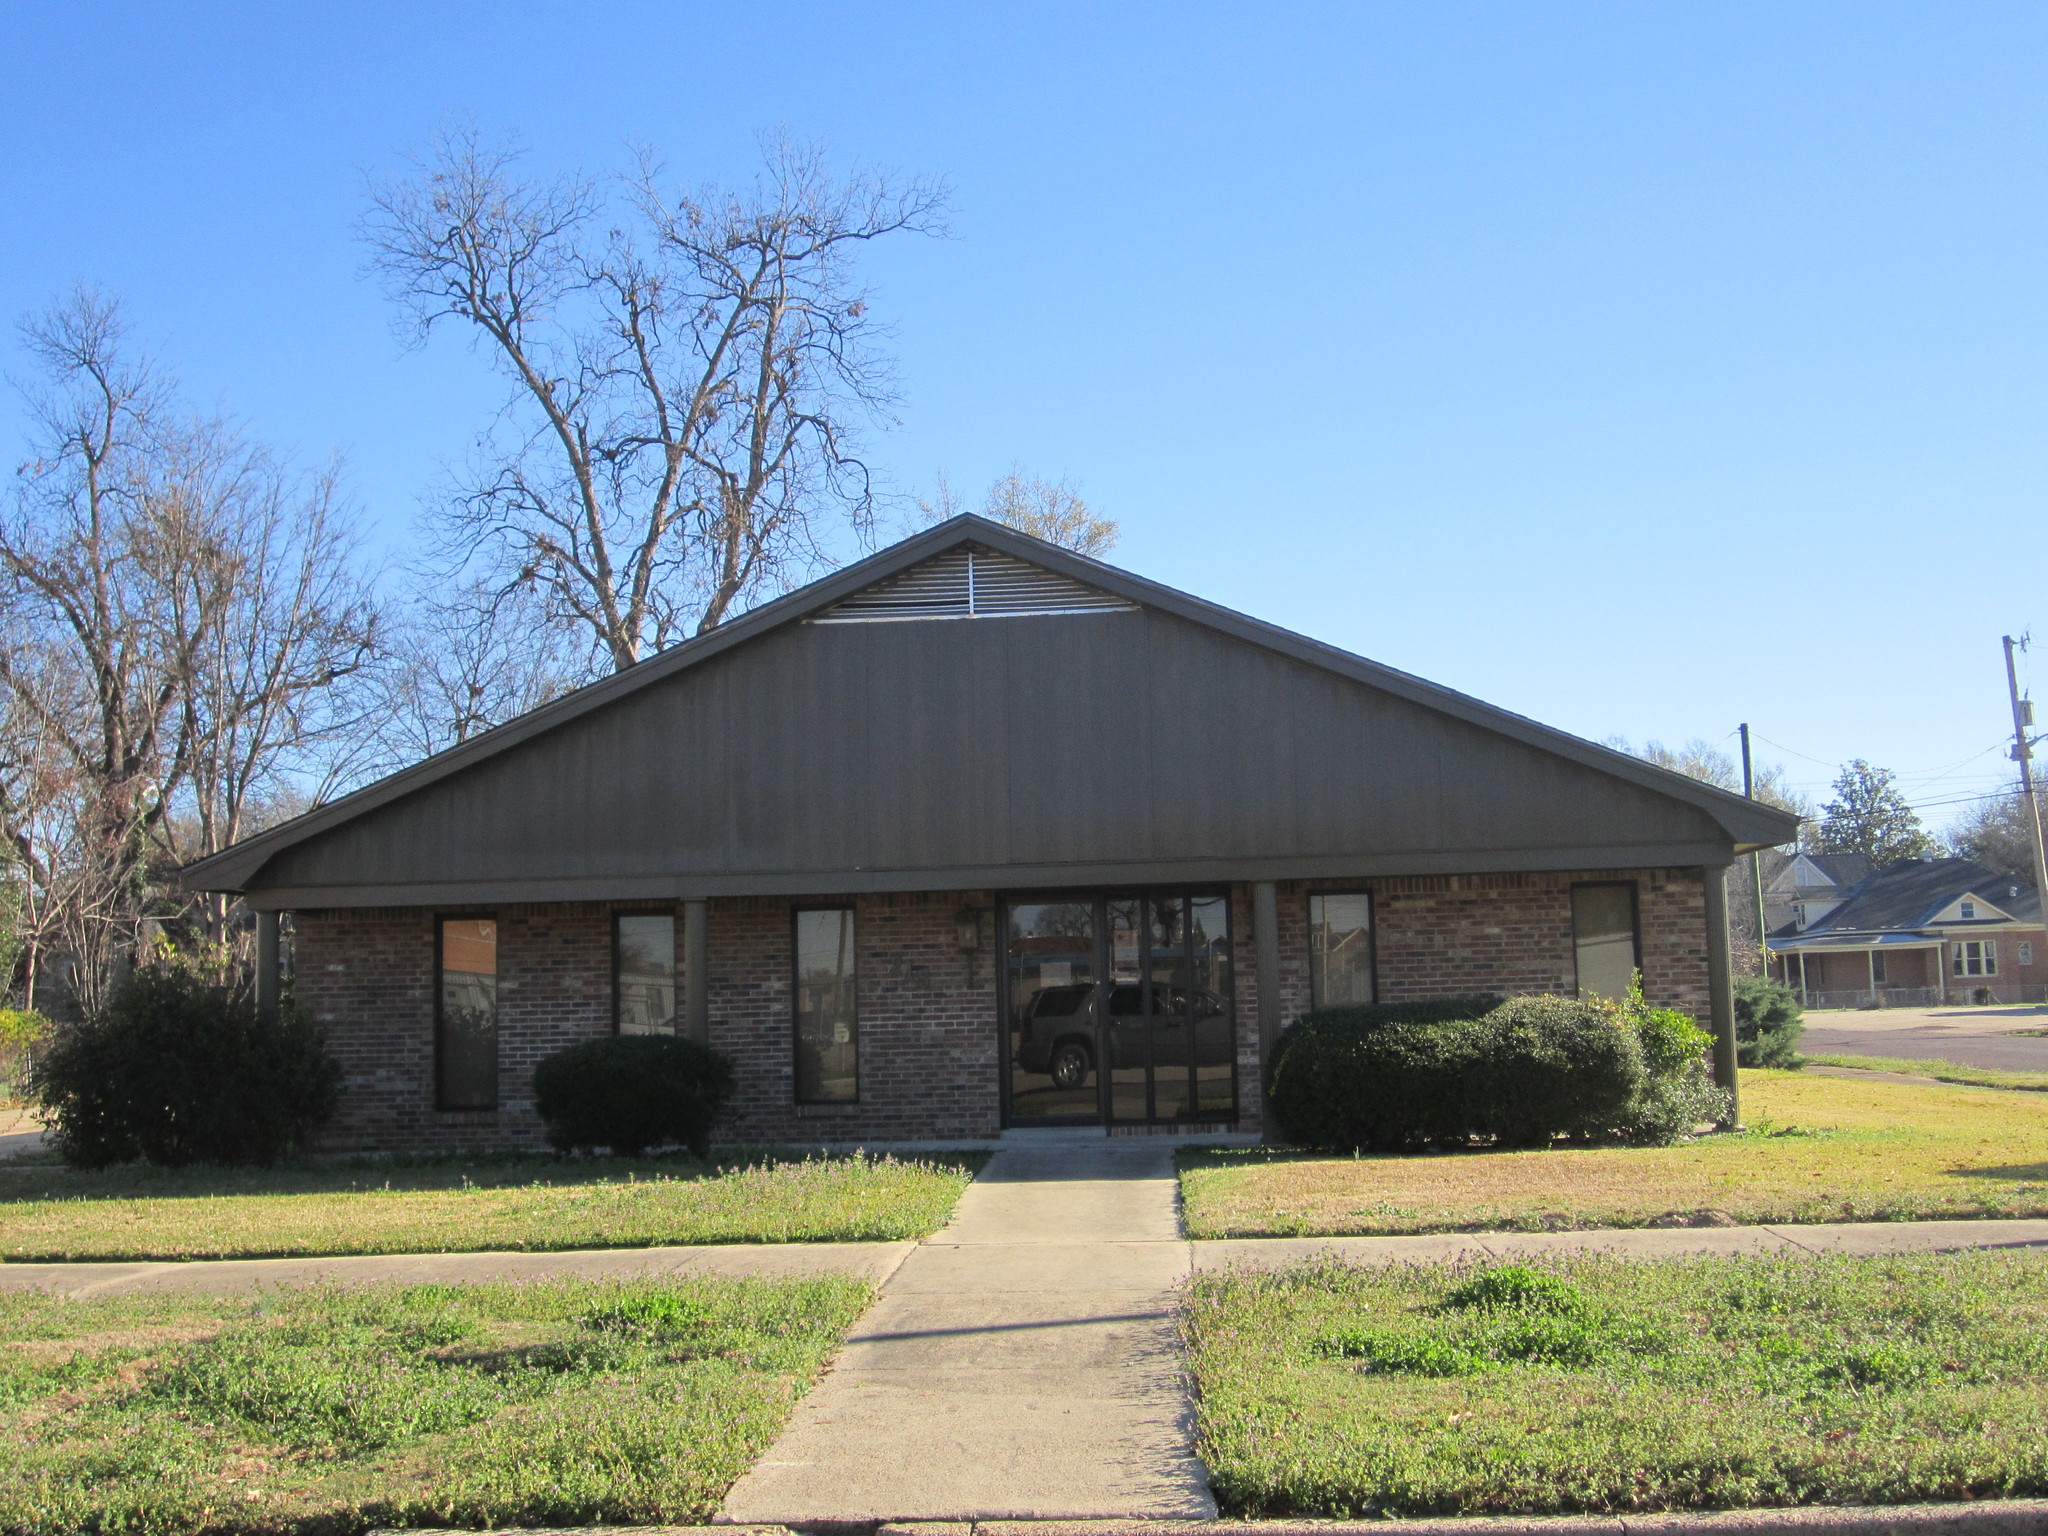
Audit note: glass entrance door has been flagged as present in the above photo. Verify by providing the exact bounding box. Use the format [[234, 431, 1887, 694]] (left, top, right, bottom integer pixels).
[[1002, 891, 1235, 1127]]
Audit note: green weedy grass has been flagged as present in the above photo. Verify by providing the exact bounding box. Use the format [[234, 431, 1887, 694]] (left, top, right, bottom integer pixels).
[[0, 1273, 870, 1534], [1182, 1250, 2048, 1518], [0, 1150, 983, 1261]]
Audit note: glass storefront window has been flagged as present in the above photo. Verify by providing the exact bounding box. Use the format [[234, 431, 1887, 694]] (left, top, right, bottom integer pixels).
[[795, 908, 857, 1102], [615, 912, 676, 1034], [437, 917, 497, 1110], [1572, 883, 1639, 1001], [1308, 892, 1374, 1008]]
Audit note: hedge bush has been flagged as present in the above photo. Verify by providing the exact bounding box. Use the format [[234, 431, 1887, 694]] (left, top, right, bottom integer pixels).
[[532, 1034, 735, 1157], [1734, 976, 1804, 1067], [1265, 995, 1503, 1092], [34, 967, 341, 1168], [1266, 991, 1721, 1152]]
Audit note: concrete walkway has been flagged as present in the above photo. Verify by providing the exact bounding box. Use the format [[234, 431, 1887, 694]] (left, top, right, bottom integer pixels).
[[719, 1137, 1215, 1524]]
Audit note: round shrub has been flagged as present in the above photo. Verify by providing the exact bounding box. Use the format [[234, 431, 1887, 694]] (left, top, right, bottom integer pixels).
[[1479, 995, 1647, 1147], [532, 1034, 735, 1157], [1734, 976, 1804, 1067], [34, 967, 342, 1168]]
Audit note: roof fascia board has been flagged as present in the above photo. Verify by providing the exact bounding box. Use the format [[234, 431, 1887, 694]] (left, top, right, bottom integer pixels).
[[239, 839, 1733, 910], [189, 513, 1797, 892]]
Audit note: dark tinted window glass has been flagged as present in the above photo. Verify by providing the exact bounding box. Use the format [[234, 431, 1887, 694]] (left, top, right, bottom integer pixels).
[[1308, 893, 1374, 1008], [438, 918, 497, 1110], [1572, 883, 1638, 1001], [795, 908, 857, 1102], [615, 913, 676, 1035]]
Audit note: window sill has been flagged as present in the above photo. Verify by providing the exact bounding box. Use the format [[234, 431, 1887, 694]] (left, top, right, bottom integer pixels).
[[797, 1102, 860, 1117], [435, 1109, 499, 1125]]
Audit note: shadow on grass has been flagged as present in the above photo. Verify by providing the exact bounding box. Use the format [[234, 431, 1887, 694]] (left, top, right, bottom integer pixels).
[[1946, 1162, 2048, 1183], [0, 1146, 989, 1206]]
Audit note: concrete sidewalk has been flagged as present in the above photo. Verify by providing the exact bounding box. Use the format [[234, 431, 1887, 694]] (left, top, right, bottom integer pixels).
[[5, 1215, 2043, 1299], [0, 1240, 912, 1297], [718, 1138, 1215, 1524]]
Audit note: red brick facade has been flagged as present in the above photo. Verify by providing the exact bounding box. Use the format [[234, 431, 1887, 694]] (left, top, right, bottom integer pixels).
[[291, 865, 1711, 1150]]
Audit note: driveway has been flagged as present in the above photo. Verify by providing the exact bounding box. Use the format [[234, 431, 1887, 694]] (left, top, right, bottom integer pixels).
[[1800, 1004, 2048, 1072], [0, 1106, 45, 1160]]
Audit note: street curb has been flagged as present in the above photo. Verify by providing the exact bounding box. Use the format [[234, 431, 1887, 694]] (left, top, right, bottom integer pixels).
[[376, 1504, 2048, 1535]]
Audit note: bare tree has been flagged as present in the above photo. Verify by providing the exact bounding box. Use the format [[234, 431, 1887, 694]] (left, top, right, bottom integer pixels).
[[173, 459, 383, 947], [0, 291, 385, 1006], [0, 292, 214, 1010], [918, 469, 1119, 556], [375, 578, 586, 761], [362, 127, 947, 677]]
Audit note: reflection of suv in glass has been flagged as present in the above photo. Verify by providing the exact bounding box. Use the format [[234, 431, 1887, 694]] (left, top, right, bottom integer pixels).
[[1013, 982, 1230, 1089]]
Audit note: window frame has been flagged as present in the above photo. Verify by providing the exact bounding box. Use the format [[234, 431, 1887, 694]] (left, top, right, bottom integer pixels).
[[611, 908, 679, 1036], [1570, 880, 1642, 1000], [1307, 889, 1377, 1010], [434, 912, 500, 1112], [1953, 939, 1999, 977], [2021, 940, 2035, 968], [791, 905, 859, 1105]]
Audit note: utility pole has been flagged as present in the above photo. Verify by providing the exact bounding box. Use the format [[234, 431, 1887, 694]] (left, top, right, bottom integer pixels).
[[1740, 723, 1771, 978], [2002, 636, 2048, 912]]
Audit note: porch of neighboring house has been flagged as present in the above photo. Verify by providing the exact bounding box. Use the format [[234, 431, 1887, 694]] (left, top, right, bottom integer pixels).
[[1771, 934, 2048, 1010]]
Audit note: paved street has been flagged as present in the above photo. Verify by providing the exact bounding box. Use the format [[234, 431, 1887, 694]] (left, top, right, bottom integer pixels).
[[1800, 1004, 2048, 1072]]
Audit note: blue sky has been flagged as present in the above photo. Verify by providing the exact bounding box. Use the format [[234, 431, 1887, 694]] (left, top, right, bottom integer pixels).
[[4, 2, 2044, 829]]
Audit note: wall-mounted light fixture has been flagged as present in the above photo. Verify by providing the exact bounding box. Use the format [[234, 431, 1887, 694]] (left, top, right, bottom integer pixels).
[[955, 910, 982, 952]]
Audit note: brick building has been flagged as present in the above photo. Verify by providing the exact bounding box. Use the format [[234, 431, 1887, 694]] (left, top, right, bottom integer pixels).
[[186, 516, 1798, 1149]]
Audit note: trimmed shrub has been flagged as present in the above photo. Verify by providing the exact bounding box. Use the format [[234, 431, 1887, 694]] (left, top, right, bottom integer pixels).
[[34, 968, 341, 1168], [1267, 993, 1672, 1152], [1734, 976, 1804, 1067], [1480, 995, 1647, 1147], [1266, 995, 1502, 1090], [1613, 1003, 1727, 1143], [532, 1035, 735, 1157], [1266, 1015, 1496, 1151]]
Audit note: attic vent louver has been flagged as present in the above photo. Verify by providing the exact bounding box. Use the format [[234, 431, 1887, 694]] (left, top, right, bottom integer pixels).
[[812, 545, 1137, 623]]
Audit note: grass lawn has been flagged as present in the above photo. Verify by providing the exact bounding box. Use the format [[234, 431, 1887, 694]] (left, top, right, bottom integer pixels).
[[1806, 1053, 2048, 1092], [0, 1152, 981, 1262], [0, 1272, 867, 1533], [1183, 1250, 2048, 1517], [1182, 1070, 2048, 1237]]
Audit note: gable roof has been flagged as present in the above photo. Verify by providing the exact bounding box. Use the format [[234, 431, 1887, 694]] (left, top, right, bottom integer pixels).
[[1768, 852, 1875, 894], [1795, 857, 2040, 937], [184, 515, 1801, 898]]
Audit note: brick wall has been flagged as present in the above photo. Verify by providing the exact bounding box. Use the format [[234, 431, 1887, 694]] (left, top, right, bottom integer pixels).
[[294, 891, 1001, 1153], [295, 865, 1711, 1149], [1224, 867, 1710, 1132]]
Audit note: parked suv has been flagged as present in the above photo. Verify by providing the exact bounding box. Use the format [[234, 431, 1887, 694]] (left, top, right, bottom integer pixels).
[[1012, 981, 1230, 1088]]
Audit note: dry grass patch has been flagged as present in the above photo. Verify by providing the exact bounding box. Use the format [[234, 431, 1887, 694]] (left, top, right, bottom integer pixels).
[[1182, 1070, 2048, 1237], [0, 1151, 981, 1261]]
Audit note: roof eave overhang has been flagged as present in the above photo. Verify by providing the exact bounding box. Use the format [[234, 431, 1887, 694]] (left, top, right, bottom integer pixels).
[[235, 839, 1738, 910]]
